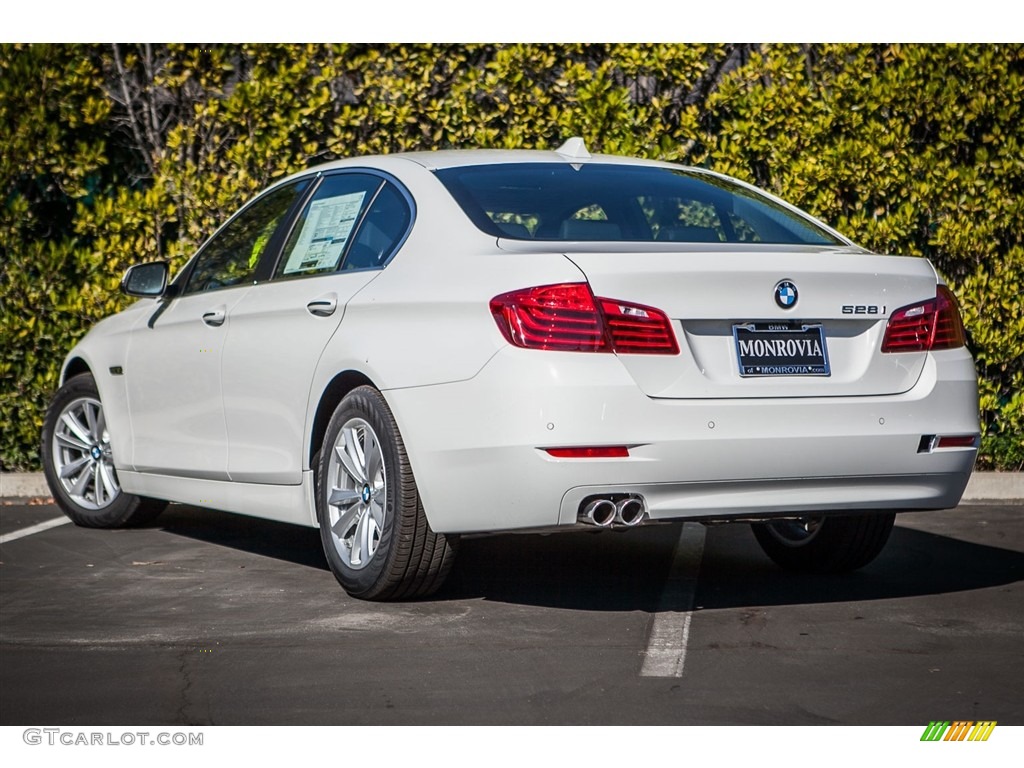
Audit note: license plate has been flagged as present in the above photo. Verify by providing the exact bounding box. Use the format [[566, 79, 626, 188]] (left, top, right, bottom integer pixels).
[[733, 323, 831, 377]]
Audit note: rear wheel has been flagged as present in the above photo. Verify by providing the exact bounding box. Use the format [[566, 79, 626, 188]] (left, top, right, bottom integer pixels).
[[316, 386, 457, 600], [751, 512, 896, 573], [41, 373, 165, 528]]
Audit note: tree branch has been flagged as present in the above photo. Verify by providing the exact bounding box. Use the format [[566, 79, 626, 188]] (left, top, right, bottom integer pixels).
[[111, 43, 155, 178]]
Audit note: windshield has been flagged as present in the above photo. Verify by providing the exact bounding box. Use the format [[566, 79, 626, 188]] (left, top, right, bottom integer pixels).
[[435, 163, 844, 246]]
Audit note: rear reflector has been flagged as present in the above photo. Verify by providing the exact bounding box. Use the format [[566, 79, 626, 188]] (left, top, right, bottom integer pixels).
[[917, 434, 979, 453], [881, 285, 967, 353], [937, 435, 979, 449], [545, 446, 630, 458], [491, 283, 678, 354]]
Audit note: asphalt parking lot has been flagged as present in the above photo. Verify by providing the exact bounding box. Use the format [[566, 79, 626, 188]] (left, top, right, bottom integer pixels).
[[1, 499, 1021, 725]]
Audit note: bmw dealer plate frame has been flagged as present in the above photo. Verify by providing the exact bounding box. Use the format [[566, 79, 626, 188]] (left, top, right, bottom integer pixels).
[[733, 322, 831, 377]]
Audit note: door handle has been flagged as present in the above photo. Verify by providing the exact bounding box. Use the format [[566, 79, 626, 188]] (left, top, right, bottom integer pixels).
[[306, 294, 338, 317], [202, 307, 226, 327]]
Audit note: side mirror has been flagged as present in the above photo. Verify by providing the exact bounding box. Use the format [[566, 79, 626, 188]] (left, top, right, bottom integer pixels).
[[121, 262, 169, 298]]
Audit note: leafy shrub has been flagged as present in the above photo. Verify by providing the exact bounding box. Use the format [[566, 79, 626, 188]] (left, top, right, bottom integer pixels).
[[2, 43, 1020, 470]]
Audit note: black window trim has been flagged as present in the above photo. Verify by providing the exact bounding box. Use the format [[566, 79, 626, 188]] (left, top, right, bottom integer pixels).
[[166, 168, 417, 298], [265, 168, 417, 282], [251, 173, 324, 283]]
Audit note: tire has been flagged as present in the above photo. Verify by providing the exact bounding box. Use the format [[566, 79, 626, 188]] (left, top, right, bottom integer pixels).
[[41, 372, 166, 528], [751, 512, 896, 573], [316, 385, 457, 601]]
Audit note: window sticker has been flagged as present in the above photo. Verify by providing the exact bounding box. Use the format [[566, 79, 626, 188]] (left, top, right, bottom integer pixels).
[[282, 191, 367, 274]]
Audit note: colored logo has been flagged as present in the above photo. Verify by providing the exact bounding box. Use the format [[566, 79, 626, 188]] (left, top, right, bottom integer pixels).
[[774, 280, 798, 309], [920, 721, 997, 741]]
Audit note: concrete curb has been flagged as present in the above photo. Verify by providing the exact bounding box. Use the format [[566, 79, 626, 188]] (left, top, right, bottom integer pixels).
[[3, 470, 1021, 503], [962, 471, 1024, 503], [1, 473, 51, 500]]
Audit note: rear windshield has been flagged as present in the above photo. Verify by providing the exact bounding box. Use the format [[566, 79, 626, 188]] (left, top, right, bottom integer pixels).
[[435, 163, 843, 246]]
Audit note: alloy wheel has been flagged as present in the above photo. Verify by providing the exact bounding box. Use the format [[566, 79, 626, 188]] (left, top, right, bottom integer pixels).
[[51, 396, 120, 510], [325, 418, 387, 569]]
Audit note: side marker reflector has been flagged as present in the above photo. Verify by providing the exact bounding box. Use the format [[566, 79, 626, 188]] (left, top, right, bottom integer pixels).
[[544, 446, 630, 458]]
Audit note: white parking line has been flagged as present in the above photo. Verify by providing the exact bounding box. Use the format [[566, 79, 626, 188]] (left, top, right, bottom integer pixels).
[[0, 516, 72, 544], [640, 522, 706, 677]]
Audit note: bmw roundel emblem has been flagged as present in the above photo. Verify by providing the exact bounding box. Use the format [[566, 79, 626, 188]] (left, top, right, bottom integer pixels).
[[774, 280, 798, 309]]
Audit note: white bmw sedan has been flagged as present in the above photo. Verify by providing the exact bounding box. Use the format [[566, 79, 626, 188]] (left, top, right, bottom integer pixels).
[[42, 139, 980, 600]]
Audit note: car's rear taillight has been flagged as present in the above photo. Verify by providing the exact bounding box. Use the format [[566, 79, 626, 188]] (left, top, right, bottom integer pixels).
[[597, 299, 680, 354], [881, 285, 966, 353], [489, 284, 608, 352], [490, 283, 678, 354]]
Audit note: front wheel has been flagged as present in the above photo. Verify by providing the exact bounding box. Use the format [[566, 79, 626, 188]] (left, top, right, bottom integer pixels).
[[41, 372, 165, 528], [316, 386, 457, 600], [751, 512, 896, 573]]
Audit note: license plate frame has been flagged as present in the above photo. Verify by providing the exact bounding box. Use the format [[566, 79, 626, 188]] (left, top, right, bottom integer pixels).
[[733, 322, 831, 377]]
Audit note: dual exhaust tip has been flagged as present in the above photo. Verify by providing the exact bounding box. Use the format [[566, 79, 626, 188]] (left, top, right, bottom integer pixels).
[[580, 496, 646, 528]]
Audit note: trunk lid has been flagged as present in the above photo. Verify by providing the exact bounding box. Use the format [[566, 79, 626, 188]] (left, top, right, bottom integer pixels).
[[557, 246, 937, 398]]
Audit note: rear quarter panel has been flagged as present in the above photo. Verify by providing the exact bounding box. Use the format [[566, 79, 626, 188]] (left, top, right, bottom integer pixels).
[[303, 158, 591, 457]]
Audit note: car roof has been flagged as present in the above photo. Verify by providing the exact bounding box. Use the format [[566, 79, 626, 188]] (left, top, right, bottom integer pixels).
[[282, 139, 690, 179], [261, 140, 857, 250], [390, 147, 681, 171]]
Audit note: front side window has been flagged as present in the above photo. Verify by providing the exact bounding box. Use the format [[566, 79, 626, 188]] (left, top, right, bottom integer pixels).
[[183, 180, 308, 295], [436, 163, 843, 246]]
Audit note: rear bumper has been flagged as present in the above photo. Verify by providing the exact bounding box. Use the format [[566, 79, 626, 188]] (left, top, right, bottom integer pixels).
[[384, 347, 979, 534], [560, 473, 971, 526]]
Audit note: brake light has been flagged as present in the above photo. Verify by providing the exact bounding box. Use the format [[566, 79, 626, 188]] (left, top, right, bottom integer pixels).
[[881, 285, 966, 353], [490, 283, 678, 354], [489, 283, 607, 351]]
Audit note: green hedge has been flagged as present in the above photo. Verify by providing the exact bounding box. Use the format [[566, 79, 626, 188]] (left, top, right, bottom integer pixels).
[[2, 43, 1021, 471]]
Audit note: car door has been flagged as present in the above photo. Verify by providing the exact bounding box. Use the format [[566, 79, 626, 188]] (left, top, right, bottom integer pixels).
[[125, 179, 309, 479], [221, 172, 414, 484]]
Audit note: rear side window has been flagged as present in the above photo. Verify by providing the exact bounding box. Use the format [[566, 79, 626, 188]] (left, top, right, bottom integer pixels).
[[276, 174, 382, 278], [343, 182, 413, 271], [436, 163, 842, 246]]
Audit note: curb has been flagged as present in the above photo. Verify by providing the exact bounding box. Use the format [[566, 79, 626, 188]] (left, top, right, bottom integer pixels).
[[962, 471, 1024, 503], [1, 473, 51, 500], [3, 471, 1021, 503]]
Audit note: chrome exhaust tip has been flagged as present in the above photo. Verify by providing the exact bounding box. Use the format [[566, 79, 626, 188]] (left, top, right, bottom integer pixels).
[[581, 498, 616, 528], [614, 497, 646, 527]]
